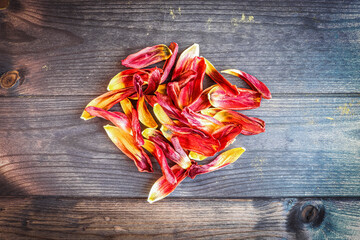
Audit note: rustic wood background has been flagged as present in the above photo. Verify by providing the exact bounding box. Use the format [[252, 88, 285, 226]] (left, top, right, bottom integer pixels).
[[0, 0, 359, 239]]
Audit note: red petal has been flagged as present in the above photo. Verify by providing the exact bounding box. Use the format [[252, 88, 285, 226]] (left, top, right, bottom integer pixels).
[[104, 125, 153, 172], [166, 82, 181, 109], [131, 108, 145, 146], [213, 110, 265, 135], [172, 44, 199, 80], [107, 69, 149, 91], [81, 87, 136, 120], [187, 86, 214, 112], [209, 86, 261, 110], [172, 70, 197, 88], [222, 69, 272, 99], [122, 44, 172, 68], [181, 107, 223, 135], [148, 165, 188, 203], [144, 67, 162, 95], [85, 106, 131, 133], [189, 147, 245, 179], [212, 124, 242, 151], [143, 139, 176, 185], [161, 42, 179, 83], [204, 58, 239, 96]]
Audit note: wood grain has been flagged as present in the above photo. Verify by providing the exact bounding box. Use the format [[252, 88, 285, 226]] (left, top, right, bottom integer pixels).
[[0, 95, 358, 197], [0, 0, 359, 96], [0, 197, 359, 240]]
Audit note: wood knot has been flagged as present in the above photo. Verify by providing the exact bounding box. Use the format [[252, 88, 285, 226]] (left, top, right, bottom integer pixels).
[[301, 205, 318, 223], [0, 0, 9, 10], [0, 70, 20, 89]]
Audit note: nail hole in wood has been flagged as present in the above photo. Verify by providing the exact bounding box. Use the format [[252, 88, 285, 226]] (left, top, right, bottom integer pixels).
[[0, 0, 9, 10], [0, 70, 20, 89]]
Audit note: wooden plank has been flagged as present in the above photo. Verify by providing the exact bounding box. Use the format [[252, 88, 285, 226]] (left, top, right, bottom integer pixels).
[[0, 197, 359, 240], [1, 0, 359, 96], [0, 96, 359, 197]]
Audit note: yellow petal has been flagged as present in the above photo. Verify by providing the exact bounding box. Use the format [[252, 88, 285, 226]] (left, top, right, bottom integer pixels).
[[153, 103, 174, 126], [120, 98, 133, 117], [137, 95, 158, 128], [189, 151, 208, 161]]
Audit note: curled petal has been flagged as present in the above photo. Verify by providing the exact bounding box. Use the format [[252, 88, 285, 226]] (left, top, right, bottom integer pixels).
[[142, 128, 191, 169], [209, 86, 261, 110], [173, 70, 197, 88], [107, 69, 149, 91], [148, 165, 188, 203], [137, 95, 158, 128], [212, 124, 242, 151], [142, 139, 176, 185], [156, 84, 167, 95], [172, 43, 199, 80], [187, 86, 215, 112], [164, 125, 220, 157], [167, 82, 181, 109], [104, 125, 153, 172], [161, 42, 179, 83], [189, 151, 208, 161], [213, 110, 265, 135], [131, 108, 145, 146], [204, 58, 239, 96], [133, 74, 144, 96], [145, 95, 158, 107], [222, 69, 272, 99], [81, 87, 136, 120], [170, 137, 191, 165], [85, 107, 131, 133], [189, 147, 245, 179], [122, 44, 172, 68], [144, 67, 162, 95], [178, 57, 206, 108], [156, 93, 188, 123]]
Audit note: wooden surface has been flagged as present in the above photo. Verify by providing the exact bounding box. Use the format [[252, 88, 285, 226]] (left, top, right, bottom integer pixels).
[[0, 0, 359, 239]]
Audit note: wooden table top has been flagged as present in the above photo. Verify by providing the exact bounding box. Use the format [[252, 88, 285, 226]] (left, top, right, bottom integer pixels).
[[0, 0, 359, 239]]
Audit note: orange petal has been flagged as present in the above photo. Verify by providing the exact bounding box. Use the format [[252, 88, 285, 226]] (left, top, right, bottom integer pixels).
[[148, 164, 189, 203], [122, 44, 172, 68], [222, 69, 272, 99], [104, 125, 153, 172], [142, 139, 176, 185], [209, 86, 261, 110], [204, 58, 239, 96], [81, 87, 136, 120], [181, 107, 223, 135], [107, 69, 149, 91], [153, 103, 174, 126], [137, 95, 158, 128], [200, 108, 222, 117], [119, 98, 134, 118], [189, 147, 245, 179], [212, 124, 242, 151]]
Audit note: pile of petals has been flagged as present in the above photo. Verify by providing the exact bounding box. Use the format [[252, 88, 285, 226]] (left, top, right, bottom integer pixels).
[[81, 43, 271, 203]]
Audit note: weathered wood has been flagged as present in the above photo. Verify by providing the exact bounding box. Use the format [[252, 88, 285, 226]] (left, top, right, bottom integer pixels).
[[0, 96, 358, 197], [1, 0, 359, 96], [0, 197, 359, 240]]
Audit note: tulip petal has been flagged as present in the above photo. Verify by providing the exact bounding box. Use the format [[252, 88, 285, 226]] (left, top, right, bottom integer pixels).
[[213, 110, 265, 135], [178, 57, 206, 108], [172, 43, 199, 80], [148, 164, 188, 203], [187, 86, 214, 112], [212, 124, 242, 151], [172, 70, 197, 88], [156, 93, 188, 123], [107, 69, 149, 91], [181, 107, 223, 135], [204, 58, 239, 96], [144, 67, 162, 95], [142, 139, 176, 185], [222, 69, 272, 99], [104, 125, 153, 172], [167, 81, 181, 109], [189, 147, 245, 179], [161, 42, 179, 83], [81, 87, 136, 120], [137, 95, 158, 128], [142, 128, 192, 169], [85, 106, 132, 133], [119, 98, 134, 118], [131, 108, 145, 146], [122, 44, 172, 69], [209, 86, 261, 110], [153, 103, 174, 126], [200, 108, 222, 117], [189, 151, 208, 161]]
